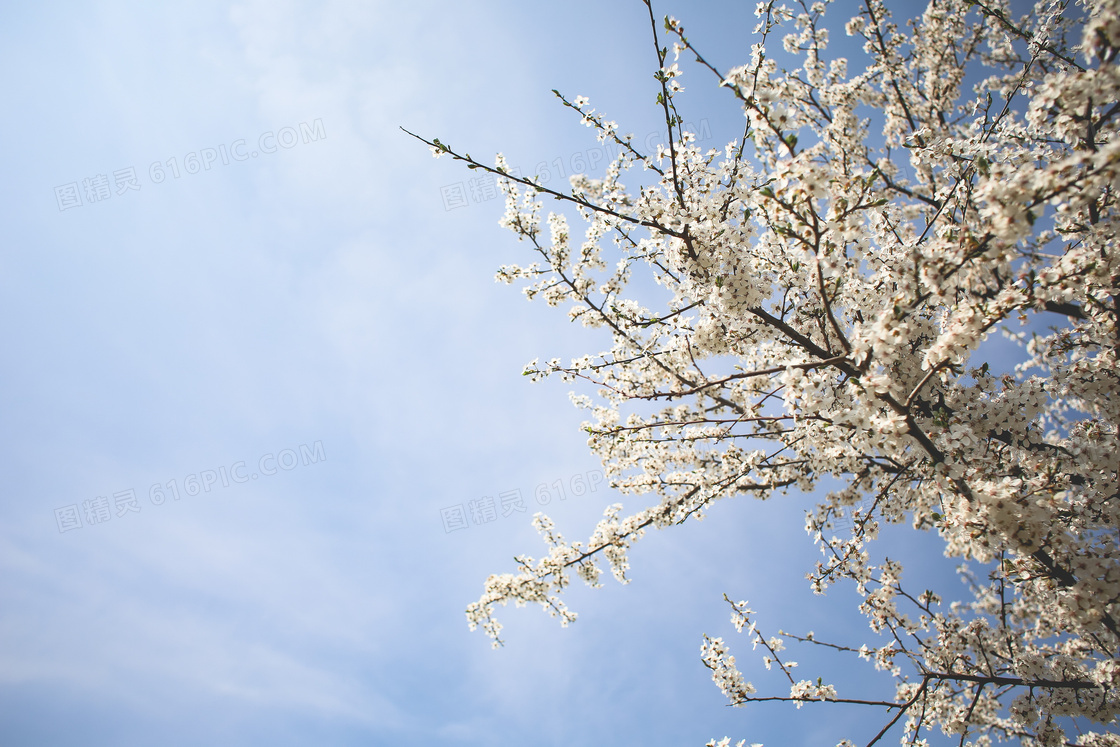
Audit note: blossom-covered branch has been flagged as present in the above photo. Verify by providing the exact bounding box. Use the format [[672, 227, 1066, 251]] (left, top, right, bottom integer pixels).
[[417, 0, 1120, 743]]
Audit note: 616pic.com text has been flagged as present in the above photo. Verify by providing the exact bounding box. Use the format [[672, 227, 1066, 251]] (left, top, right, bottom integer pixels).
[[54, 441, 327, 534], [54, 118, 326, 212]]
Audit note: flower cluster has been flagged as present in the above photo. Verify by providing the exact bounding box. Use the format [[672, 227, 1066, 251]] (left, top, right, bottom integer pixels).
[[420, 0, 1120, 743]]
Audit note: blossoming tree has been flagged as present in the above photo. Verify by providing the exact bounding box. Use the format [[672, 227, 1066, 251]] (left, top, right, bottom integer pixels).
[[411, 0, 1120, 743]]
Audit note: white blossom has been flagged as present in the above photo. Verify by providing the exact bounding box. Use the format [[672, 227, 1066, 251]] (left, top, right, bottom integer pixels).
[[422, 0, 1120, 742]]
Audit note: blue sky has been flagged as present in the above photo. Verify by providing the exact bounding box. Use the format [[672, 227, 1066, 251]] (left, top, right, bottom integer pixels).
[[0, 2, 972, 745]]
